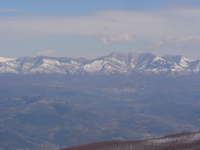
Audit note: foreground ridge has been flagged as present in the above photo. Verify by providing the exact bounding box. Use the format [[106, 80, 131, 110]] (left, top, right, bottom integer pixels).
[[59, 131, 200, 150], [0, 52, 200, 75]]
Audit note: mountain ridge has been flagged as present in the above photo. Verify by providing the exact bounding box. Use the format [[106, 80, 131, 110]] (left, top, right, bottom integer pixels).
[[59, 131, 200, 150], [0, 52, 200, 75]]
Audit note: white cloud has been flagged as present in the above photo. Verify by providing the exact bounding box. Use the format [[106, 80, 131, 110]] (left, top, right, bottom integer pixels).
[[148, 35, 200, 48], [177, 36, 200, 43], [146, 35, 200, 58], [100, 37, 109, 45], [100, 33, 135, 45], [36, 50, 57, 57]]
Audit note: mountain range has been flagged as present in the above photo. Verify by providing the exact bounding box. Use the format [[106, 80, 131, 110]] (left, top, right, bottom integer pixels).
[[1, 52, 200, 75]]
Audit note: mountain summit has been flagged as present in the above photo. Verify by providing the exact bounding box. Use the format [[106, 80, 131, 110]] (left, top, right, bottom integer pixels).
[[0, 52, 200, 75]]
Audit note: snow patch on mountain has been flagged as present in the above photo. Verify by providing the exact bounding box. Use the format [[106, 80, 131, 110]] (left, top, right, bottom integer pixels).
[[83, 60, 104, 73]]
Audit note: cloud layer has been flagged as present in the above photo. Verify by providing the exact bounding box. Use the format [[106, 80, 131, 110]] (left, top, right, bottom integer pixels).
[[1, 6, 200, 57], [1, 7, 200, 38]]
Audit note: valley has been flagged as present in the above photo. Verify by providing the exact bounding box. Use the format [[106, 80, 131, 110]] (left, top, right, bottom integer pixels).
[[0, 72, 200, 149]]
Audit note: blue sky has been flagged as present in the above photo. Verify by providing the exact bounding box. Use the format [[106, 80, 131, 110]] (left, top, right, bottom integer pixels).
[[1, 0, 200, 59]]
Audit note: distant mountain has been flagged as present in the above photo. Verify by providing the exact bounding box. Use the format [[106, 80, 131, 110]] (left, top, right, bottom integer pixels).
[[59, 131, 200, 150], [0, 52, 200, 75]]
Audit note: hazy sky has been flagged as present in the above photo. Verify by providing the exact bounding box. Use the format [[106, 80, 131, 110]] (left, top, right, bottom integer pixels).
[[1, 0, 200, 59]]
